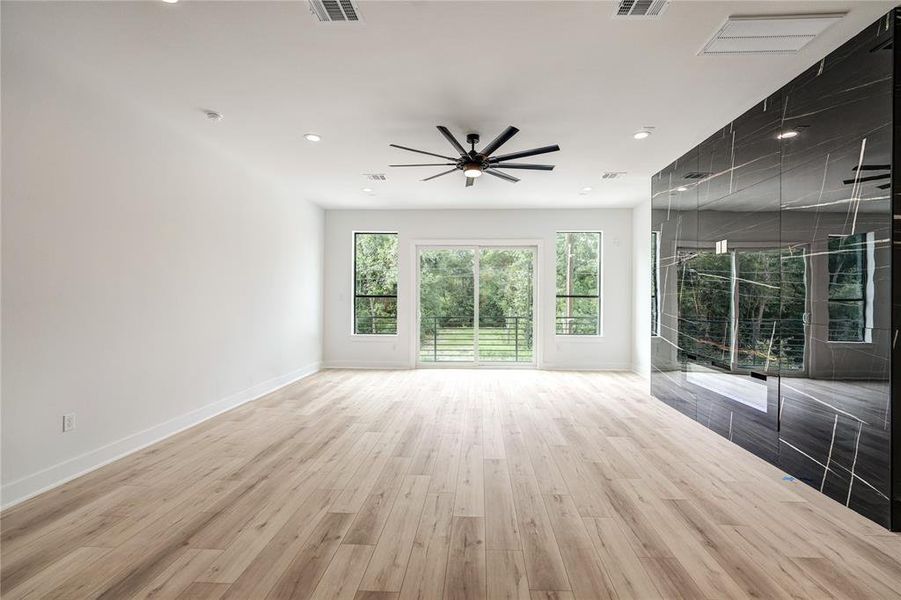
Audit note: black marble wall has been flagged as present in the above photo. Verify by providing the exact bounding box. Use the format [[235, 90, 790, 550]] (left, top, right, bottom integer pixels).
[[651, 11, 896, 529]]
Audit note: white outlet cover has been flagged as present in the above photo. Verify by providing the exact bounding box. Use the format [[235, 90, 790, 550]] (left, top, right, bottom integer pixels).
[[63, 413, 75, 432]]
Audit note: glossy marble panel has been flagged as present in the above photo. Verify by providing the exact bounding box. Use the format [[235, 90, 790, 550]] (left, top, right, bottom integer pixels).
[[650, 11, 897, 529]]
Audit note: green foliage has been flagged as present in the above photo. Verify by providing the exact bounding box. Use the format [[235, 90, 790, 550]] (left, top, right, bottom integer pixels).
[[418, 248, 534, 360], [555, 232, 600, 334], [354, 233, 398, 334], [827, 234, 867, 342], [677, 247, 806, 371]]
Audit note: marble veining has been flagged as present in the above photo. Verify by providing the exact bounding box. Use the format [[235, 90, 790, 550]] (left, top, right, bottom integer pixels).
[[651, 11, 897, 529]]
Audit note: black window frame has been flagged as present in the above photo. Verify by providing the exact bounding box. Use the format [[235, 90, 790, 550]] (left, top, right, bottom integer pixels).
[[826, 233, 869, 343], [353, 231, 398, 335], [555, 231, 602, 336]]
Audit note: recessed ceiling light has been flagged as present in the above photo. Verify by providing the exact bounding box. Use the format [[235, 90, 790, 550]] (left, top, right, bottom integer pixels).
[[633, 130, 652, 140], [777, 130, 798, 140], [677, 186, 688, 192], [582, 187, 593, 192], [161, 0, 179, 3], [304, 133, 322, 142], [362, 187, 373, 193]]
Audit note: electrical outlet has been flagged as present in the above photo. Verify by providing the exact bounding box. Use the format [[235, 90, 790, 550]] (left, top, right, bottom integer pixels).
[[62, 413, 75, 432]]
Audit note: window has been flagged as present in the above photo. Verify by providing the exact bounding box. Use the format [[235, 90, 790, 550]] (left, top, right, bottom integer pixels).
[[651, 231, 660, 337], [354, 232, 398, 334], [827, 233, 871, 342], [555, 232, 601, 335]]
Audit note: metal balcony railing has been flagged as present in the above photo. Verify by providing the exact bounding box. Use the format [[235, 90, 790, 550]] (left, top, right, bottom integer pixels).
[[555, 315, 599, 336], [419, 316, 533, 363]]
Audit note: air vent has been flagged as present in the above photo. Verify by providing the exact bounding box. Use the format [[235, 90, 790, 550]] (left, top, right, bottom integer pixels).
[[683, 171, 713, 179], [309, 0, 361, 23], [363, 173, 387, 181], [614, 0, 669, 18], [700, 14, 845, 55], [602, 171, 627, 179]]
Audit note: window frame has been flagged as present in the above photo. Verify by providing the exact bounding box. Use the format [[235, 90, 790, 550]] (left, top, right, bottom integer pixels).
[[352, 231, 399, 337], [826, 232, 873, 344], [651, 231, 661, 338], [554, 230, 603, 338]]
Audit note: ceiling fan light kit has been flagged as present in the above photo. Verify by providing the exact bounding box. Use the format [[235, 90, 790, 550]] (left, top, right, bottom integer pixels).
[[389, 125, 560, 187]]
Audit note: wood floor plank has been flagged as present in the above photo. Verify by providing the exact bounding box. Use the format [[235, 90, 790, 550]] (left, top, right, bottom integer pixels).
[[218, 488, 338, 599], [358, 475, 431, 592], [2, 370, 900, 600], [506, 471, 570, 592], [444, 516, 487, 600], [177, 582, 231, 600], [582, 517, 662, 600], [131, 548, 223, 600], [398, 493, 454, 600], [484, 459, 520, 551], [528, 592, 574, 600], [541, 494, 615, 600], [486, 550, 530, 600], [454, 443, 485, 517], [309, 544, 374, 600], [344, 457, 411, 545], [0, 546, 112, 600], [266, 511, 354, 600]]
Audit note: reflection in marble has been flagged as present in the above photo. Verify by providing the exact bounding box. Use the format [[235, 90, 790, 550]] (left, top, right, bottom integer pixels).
[[651, 12, 896, 529]]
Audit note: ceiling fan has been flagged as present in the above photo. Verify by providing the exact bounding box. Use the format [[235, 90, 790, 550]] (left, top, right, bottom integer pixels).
[[389, 125, 560, 187]]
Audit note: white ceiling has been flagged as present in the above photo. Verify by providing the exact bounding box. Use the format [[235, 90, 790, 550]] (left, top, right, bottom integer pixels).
[[4, 0, 897, 209]]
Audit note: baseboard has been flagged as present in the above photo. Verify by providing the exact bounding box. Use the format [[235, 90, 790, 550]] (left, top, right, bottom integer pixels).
[[321, 360, 412, 370], [0, 361, 321, 510], [540, 362, 633, 371], [630, 363, 651, 377]]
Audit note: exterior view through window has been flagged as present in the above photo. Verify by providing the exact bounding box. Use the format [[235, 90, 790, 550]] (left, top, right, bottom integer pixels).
[[828, 233, 871, 342], [418, 247, 534, 364], [354, 232, 398, 334], [676, 247, 807, 373], [555, 232, 601, 335]]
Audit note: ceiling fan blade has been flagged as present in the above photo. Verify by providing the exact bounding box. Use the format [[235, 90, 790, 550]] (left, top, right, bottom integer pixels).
[[436, 126, 469, 156], [389, 163, 457, 167], [489, 144, 560, 163], [489, 163, 554, 171], [480, 126, 519, 157], [390, 143, 457, 161], [485, 169, 520, 183], [422, 168, 459, 182], [466, 177, 475, 187]]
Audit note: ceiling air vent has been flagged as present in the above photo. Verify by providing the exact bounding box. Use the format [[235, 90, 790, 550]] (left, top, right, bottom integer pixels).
[[683, 172, 713, 179], [614, 0, 669, 18], [309, 0, 361, 23], [700, 14, 845, 55], [602, 172, 627, 179], [363, 173, 387, 181]]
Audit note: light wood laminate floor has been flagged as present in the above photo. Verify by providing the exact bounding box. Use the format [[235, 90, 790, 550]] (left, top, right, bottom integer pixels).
[[2, 369, 901, 599]]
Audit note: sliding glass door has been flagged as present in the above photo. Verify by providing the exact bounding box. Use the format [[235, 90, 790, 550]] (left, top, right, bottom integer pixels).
[[419, 248, 476, 362], [418, 246, 535, 365]]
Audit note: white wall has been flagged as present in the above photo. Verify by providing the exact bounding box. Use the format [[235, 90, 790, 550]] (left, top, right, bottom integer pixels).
[[323, 209, 633, 370], [631, 199, 651, 384], [1, 25, 324, 506]]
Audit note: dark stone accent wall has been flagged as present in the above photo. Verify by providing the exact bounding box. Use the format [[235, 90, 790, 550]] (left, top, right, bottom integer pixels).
[[651, 12, 896, 529]]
